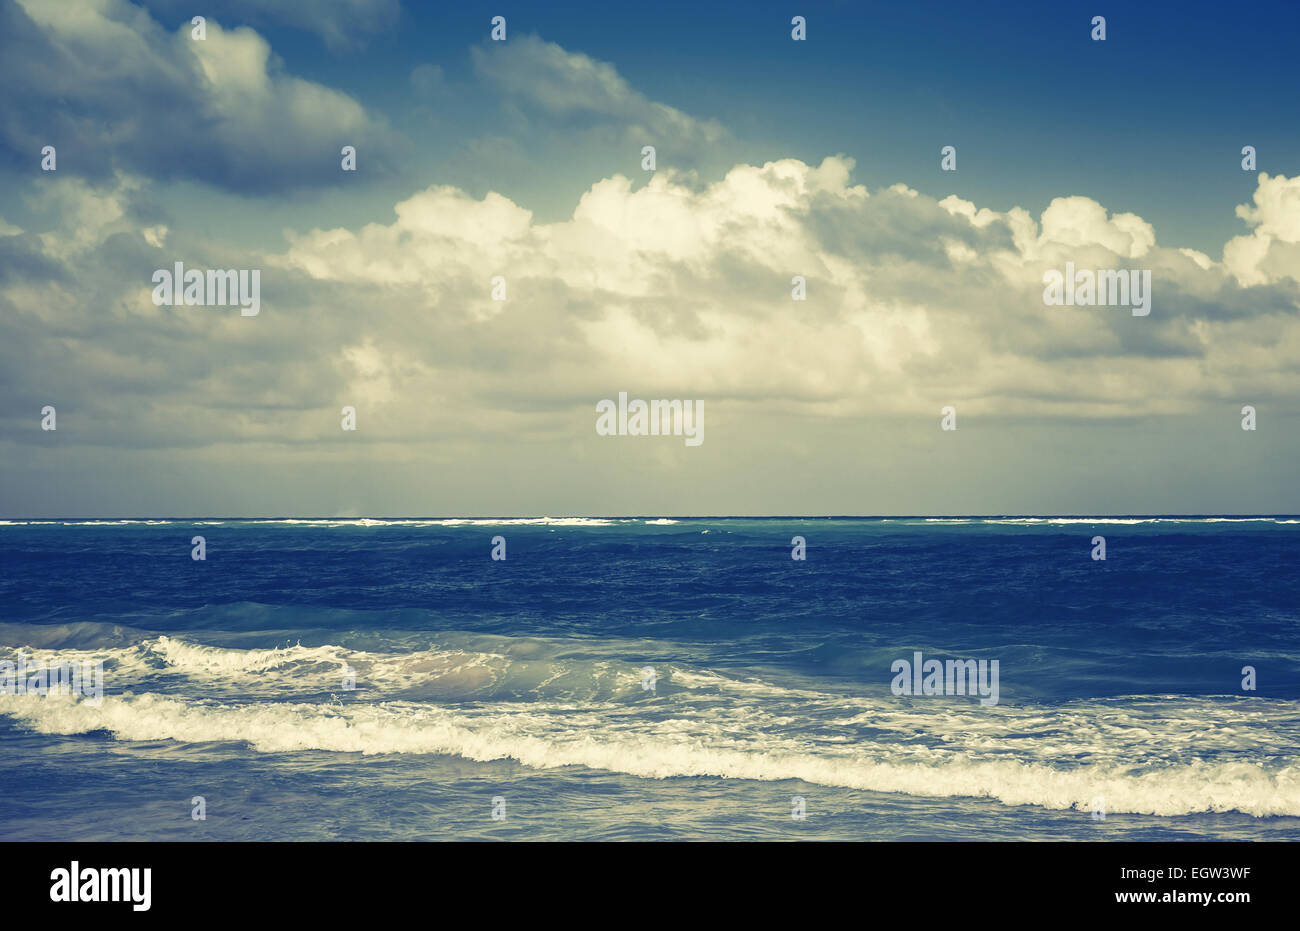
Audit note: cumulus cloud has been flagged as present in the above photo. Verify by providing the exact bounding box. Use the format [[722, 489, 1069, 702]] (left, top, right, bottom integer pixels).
[[2, 15, 1295, 516], [0, 0, 399, 192], [1225, 173, 1300, 287], [4, 154, 1298, 473]]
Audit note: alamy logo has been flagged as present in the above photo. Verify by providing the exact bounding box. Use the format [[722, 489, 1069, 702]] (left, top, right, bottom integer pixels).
[[151, 262, 260, 316], [890, 651, 1000, 706], [49, 861, 151, 911], [1042, 262, 1151, 316], [595, 392, 704, 447], [0, 654, 103, 704]]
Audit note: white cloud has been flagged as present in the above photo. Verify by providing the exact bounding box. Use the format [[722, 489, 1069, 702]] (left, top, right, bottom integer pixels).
[[270, 159, 1300, 425], [2, 161, 1298, 516], [3, 135, 1298, 461], [1225, 172, 1300, 286]]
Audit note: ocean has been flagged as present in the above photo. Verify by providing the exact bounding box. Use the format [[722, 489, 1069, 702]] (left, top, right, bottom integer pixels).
[[1, 517, 1298, 841]]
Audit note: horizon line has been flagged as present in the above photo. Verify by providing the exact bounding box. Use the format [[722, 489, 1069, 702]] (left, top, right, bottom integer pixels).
[[4, 514, 1300, 522]]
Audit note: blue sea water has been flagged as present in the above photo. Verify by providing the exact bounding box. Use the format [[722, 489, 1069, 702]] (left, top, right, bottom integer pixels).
[[1, 516, 1298, 841]]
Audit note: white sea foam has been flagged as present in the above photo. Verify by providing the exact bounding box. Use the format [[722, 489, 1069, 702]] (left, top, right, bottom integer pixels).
[[3, 690, 1298, 817], [0, 637, 662, 702], [3, 634, 1299, 819]]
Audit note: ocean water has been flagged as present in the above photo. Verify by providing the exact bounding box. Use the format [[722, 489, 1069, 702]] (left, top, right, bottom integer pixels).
[[1, 517, 1298, 841]]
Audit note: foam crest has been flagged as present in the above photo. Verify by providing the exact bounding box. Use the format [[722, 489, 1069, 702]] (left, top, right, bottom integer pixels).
[[3, 692, 1297, 817]]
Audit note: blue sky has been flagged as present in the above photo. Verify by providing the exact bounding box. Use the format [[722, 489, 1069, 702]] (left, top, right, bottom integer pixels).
[[1, 0, 1298, 516], [8, 1, 1295, 249], [97, 0, 1300, 253]]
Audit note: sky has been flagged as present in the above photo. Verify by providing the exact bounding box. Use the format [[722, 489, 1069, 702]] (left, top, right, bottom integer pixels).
[[1, 0, 1298, 517]]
